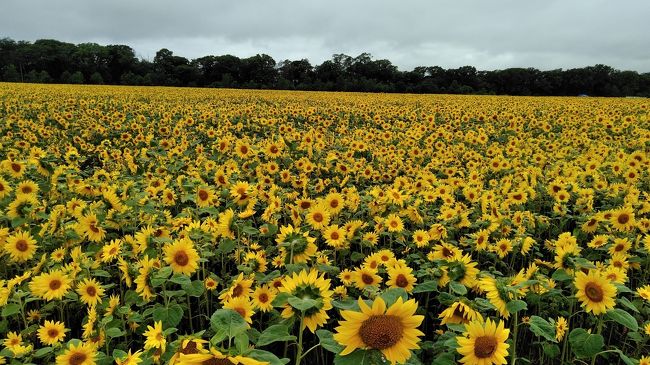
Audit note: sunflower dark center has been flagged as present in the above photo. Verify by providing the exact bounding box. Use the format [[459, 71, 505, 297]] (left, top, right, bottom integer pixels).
[[232, 284, 244, 297], [49, 279, 62, 290], [395, 274, 409, 288], [270, 146, 278, 154], [174, 251, 189, 266], [359, 315, 404, 350], [240, 146, 248, 154], [330, 200, 339, 209], [330, 231, 340, 240], [47, 329, 59, 338], [21, 186, 32, 194], [312, 213, 323, 223], [89, 223, 100, 233], [474, 335, 498, 358], [361, 273, 375, 285], [11, 163, 21, 173], [69, 351, 87, 365], [86, 286, 97, 297], [180, 340, 199, 354], [202, 358, 235, 365], [617, 214, 630, 224], [585, 282, 604, 302], [234, 307, 246, 317], [259, 293, 269, 303], [198, 190, 209, 201], [15, 239, 29, 252]]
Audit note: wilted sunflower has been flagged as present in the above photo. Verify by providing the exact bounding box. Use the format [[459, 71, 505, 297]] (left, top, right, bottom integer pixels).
[[456, 318, 510, 365], [164, 238, 200, 275], [333, 296, 424, 364], [574, 270, 617, 315]]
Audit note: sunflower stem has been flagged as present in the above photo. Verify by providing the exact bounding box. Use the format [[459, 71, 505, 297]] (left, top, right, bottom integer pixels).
[[589, 316, 604, 365], [295, 314, 305, 365], [510, 311, 518, 365]]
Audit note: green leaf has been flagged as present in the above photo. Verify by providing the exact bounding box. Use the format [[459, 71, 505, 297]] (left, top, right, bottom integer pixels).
[[528, 316, 557, 342], [257, 324, 296, 346], [170, 274, 192, 286], [105, 327, 124, 338], [542, 343, 560, 358], [247, 349, 290, 365], [334, 348, 383, 365], [183, 280, 205, 297], [614, 349, 635, 365], [449, 281, 467, 295], [112, 349, 128, 361], [210, 309, 248, 343], [380, 288, 407, 306], [551, 269, 572, 282], [316, 329, 344, 353], [606, 308, 638, 331], [235, 333, 250, 354], [569, 328, 604, 358], [217, 239, 236, 254], [287, 296, 319, 311], [617, 297, 639, 313], [33, 346, 53, 358], [1, 303, 21, 317], [506, 300, 527, 314], [412, 280, 438, 293], [153, 304, 184, 328]]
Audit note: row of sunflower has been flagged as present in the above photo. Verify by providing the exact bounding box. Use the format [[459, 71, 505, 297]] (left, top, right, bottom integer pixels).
[[0, 82, 649, 365]]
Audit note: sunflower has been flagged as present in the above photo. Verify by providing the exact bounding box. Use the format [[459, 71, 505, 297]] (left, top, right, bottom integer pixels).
[[216, 208, 236, 239], [230, 181, 252, 205], [37, 320, 67, 346], [386, 265, 417, 293], [223, 296, 254, 324], [280, 269, 333, 333], [55, 341, 97, 365], [610, 206, 636, 232], [324, 192, 345, 213], [143, 321, 166, 353], [0, 176, 12, 199], [15, 180, 39, 196], [4, 230, 38, 262], [178, 347, 268, 365], [204, 277, 218, 291], [115, 349, 143, 365], [334, 296, 424, 364], [252, 285, 276, 312], [195, 186, 214, 208], [555, 317, 568, 341], [275, 225, 317, 264], [354, 267, 382, 289], [574, 270, 617, 315], [305, 204, 331, 230], [164, 238, 200, 275], [323, 224, 347, 249], [134, 256, 156, 302], [2, 160, 26, 179], [412, 229, 430, 248], [78, 213, 106, 243], [456, 318, 510, 365], [438, 301, 483, 325], [219, 273, 254, 301], [76, 278, 105, 307], [479, 277, 510, 319], [384, 213, 404, 233], [100, 239, 122, 263], [29, 269, 71, 301]]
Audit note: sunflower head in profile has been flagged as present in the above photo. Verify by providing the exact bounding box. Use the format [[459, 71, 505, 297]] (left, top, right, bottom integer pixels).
[[439, 301, 483, 325], [280, 269, 333, 333], [574, 269, 617, 315], [456, 318, 510, 365], [333, 296, 424, 365]]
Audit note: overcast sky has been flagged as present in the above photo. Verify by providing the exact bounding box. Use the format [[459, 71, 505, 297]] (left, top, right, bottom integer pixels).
[[2, 0, 649, 72]]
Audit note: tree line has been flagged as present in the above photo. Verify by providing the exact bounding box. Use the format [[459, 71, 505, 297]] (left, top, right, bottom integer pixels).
[[1, 38, 649, 96]]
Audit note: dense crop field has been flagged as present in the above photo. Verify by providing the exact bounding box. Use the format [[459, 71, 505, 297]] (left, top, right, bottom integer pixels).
[[1, 83, 649, 365]]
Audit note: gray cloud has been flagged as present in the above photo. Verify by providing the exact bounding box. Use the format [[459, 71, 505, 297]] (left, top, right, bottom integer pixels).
[[1, 0, 649, 71]]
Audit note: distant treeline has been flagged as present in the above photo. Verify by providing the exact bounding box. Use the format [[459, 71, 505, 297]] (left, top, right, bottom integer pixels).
[[1, 38, 649, 96]]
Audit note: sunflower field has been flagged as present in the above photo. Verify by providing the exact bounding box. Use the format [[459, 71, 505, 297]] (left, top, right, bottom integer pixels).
[[0, 83, 649, 365]]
